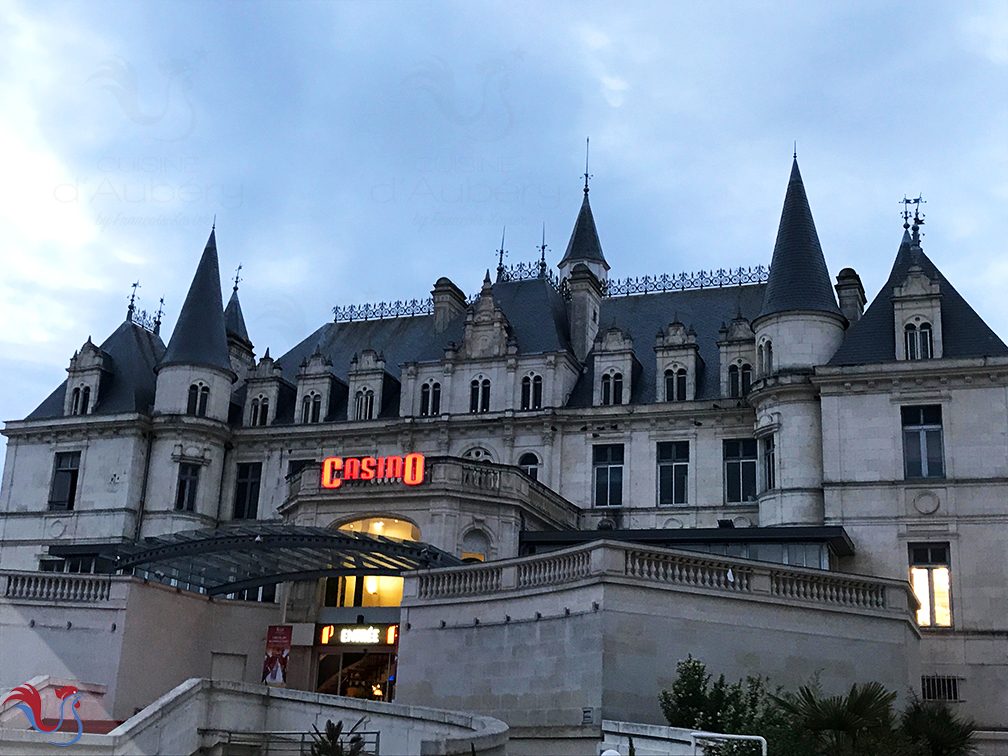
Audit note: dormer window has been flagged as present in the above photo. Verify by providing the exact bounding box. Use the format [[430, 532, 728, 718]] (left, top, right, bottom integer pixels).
[[187, 383, 209, 417], [905, 323, 933, 360], [601, 372, 623, 406], [664, 368, 687, 402], [728, 364, 753, 398], [355, 388, 375, 420], [250, 395, 269, 427], [420, 381, 442, 416], [301, 392, 322, 424], [521, 375, 543, 410], [70, 386, 91, 416], [469, 377, 491, 413]]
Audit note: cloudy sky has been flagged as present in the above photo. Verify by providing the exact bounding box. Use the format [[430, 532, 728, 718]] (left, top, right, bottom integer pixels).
[[1, 1, 1006, 464]]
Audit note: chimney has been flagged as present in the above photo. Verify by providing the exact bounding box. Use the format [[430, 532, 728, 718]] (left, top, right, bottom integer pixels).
[[431, 277, 467, 334], [835, 268, 866, 325]]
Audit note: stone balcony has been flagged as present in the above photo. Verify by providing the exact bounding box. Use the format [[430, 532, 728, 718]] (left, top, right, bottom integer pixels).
[[281, 455, 581, 531]]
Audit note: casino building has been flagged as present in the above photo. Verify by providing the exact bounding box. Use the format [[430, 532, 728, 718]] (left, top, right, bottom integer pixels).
[[2, 159, 1008, 744]]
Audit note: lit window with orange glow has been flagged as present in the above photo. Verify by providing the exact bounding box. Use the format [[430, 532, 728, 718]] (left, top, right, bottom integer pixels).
[[910, 544, 952, 628]]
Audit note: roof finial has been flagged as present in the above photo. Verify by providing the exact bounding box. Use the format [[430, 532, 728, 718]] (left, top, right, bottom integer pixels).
[[127, 280, 140, 320], [233, 263, 242, 293], [538, 222, 548, 278], [154, 297, 164, 335], [901, 195, 925, 245], [793, 141, 797, 160], [584, 137, 591, 194], [212, 214, 216, 231], [496, 226, 507, 281]]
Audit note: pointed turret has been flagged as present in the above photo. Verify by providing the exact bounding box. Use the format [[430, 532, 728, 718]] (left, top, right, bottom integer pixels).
[[757, 159, 842, 320], [225, 286, 255, 381], [558, 189, 609, 282], [225, 289, 251, 346], [160, 229, 234, 376]]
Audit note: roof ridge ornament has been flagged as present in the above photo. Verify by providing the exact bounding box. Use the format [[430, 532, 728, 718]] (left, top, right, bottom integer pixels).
[[496, 227, 507, 281], [901, 195, 925, 251]]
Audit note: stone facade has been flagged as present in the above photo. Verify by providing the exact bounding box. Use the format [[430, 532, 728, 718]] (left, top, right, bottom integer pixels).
[[2, 163, 1008, 734]]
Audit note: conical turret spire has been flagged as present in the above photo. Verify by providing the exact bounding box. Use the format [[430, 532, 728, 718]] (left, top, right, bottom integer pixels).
[[559, 191, 609, 270], [757, 159, 841, 319], [161, 229, 234, 375], [225, 288, 251, 345]]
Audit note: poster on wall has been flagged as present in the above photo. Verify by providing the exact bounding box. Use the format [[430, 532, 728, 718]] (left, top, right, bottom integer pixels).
[[262, 625, 293, 686]]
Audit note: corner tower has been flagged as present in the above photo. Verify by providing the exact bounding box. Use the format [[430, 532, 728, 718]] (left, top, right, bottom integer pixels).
[[749, 158, 846, 528]]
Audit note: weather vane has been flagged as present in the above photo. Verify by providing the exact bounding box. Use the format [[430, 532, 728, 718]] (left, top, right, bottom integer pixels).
[[901, 195, 925, 229], [127, 280, 140, 317], [496, 227, 508, 278], [233, 263, 242, 293], [584, 137, 592, 194], [538, 222, 548, 278]]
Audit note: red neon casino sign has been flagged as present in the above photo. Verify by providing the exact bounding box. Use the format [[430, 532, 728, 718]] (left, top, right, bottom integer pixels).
[[321, 453, 425, 489]]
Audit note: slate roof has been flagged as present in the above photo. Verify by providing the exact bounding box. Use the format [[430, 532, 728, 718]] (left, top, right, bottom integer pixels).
[[567, 283, 767, 406], [828, 231, 1008, 365], [558, 191, 608, 268], [26, 320, 166, 420], [161, 230, 234, 375], [758, 160, 842, 320], [224, 288, 251, 346]]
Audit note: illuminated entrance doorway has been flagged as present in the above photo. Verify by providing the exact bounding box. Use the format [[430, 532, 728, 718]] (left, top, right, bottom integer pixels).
[[316, 623, 400, 701]]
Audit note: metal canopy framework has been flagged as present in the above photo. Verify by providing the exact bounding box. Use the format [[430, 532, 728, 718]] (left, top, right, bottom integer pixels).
[[48, 523, 463, 597]]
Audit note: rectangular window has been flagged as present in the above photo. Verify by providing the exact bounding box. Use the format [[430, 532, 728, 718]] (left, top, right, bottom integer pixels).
[[910, 544, 952, 628], [234, 462, 262, 520], [763, 435, 776, 491], [593, 444, 624, 507], [902, 405, 944, 479], [657, 441, 689, 506], [921, 675, 960, 702], [724, 439, 757, 503], [175, 463, 200, 512], [49, 452, 81, 511]]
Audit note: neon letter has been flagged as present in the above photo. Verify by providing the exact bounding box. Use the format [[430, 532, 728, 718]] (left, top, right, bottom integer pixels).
[[403, 453, 425, 485], [344, 457, 360, 479], [321, 457, 343, 489], [385, 456, 403, 479], [360, 457, 377, 480]]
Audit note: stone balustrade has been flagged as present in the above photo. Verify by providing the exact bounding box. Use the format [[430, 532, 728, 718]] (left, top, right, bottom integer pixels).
[[4, 571, 113, 603], [405, 539, 917, 620], [284, 455, 581, 529]]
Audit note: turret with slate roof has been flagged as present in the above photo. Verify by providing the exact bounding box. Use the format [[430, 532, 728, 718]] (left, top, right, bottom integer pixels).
[[224, 268, 255, 382], [752, 158, 846, 373], [153, 229, 236, 422], [558, 151, 610, 283]]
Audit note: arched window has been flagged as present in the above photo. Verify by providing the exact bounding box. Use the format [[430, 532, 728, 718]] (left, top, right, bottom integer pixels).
[[920, 323, 933, 359], [729, 365, 740, 398], [664, 369, 675, 402], [906, 322, 933, 360], [431, 382, 441, 414], [470, 380, 480, 413], [518, 452, 539, 481], [327, 517, 421, 609], [420, 384, 431, 416], [355, 388, 374, 420], [197, 385, 210, 417], [187, 384, 199, 415], [758, 344, 765, 375], [480, 379, 491, 413], [676, 369, 687, 401], [612, 373, 623, 405], [250, 398, 260, 426], [259, 397, 269, 426], [461, 530, 490, 562], [741, 364, 752, 396], [302, 392, 322, 424], [765, 342, 773, 374], [71, 388, 81, 415], [601, 374, 611, 405], [521, 376, 531, 410], [532, 375, 542, 409], [521, 375, 543, 411]]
